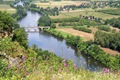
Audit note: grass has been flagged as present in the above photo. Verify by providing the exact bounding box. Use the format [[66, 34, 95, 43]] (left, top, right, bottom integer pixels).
[[0, 4, 16, 14], [27, 70, 120, 80], [50, 10, 120, 20], [33, 1, 89, 8], [56, 28, 93, 41], [46, 28, 73, 38], [0, 36, 120, 80]]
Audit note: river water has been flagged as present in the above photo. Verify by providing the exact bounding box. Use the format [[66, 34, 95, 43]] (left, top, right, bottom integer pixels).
[[16, 1, 104, 71]]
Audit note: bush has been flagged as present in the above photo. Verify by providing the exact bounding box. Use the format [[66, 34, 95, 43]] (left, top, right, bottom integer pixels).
[[98, 25, 111, 32], [74, 26, 92, 33], [50, 23, 56, 28]]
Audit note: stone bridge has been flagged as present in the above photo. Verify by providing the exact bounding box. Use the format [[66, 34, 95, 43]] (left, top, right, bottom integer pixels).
[[21, 26, 50, 32]]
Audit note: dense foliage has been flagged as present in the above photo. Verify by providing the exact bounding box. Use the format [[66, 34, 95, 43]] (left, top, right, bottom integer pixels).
[[12, 6, 27, 20], [98, 9, 120, 16], [105, 17, 120, 29], [94, 31, 120, 52], [50, 23, 56, 28], [0, 11, 19, 32], [53, 17, 99, 27], [98, 25, 111, 32], [38, 16, 52, 26], [45, 29, 120, 69], [28, 4, 59, 16], [12, 28, 28, 48], [74, 26, 92, 33]]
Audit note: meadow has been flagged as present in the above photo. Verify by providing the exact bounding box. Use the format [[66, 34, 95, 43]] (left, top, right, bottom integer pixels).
[[0, 4, 16, 14], [33, 1, 89, 8], [50, 10, 120, 20]]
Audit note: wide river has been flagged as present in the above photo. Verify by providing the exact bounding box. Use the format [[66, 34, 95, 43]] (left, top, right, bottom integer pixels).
[[16, 1, 104, 71]]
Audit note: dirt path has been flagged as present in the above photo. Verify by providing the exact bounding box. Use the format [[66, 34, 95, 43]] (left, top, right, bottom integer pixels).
[[101, 47, 120, 55], [57, 28, 120, 55]]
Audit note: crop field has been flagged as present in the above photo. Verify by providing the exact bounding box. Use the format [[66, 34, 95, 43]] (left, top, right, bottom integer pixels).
[[50, 10, 120, 20], [0, 4, 16, 14], [33, 1, 89, 8], [57, 28, 94, 41]]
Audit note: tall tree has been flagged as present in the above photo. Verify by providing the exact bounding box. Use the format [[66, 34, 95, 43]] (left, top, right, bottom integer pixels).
[[38, 16, 51, 26], [0, 11, 19, 34]]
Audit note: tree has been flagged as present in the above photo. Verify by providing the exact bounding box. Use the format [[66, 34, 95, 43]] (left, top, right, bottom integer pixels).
[[12, 28, 28, 48], [0, 11, 19, 34], [38, 16, 51, 26], [50, 23, 56, 28], [94, 31, 120, 52], [30, 4, 37, 8]]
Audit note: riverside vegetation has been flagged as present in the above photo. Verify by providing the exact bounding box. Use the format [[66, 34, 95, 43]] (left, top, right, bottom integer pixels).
[[45, 29, 120, 70], [0, 0, 120, 80], [0, 11, 119, 80]]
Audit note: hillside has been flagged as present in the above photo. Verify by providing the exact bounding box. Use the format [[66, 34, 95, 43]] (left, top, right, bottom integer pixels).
[[0, 37, 120, 80]]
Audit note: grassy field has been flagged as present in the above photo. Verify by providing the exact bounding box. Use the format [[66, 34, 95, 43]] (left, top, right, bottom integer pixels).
[[33, 0, 120, 19], [0, 4, 16, 14], [50, 9, 120, 20], [33, 1, 89, 8]]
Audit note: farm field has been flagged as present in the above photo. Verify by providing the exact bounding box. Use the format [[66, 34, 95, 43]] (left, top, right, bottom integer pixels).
[[33, 1, 89, 8], [56, 28, 94, 41], [50, 10, 120, 19], [0, 4, 16, 14], [57, 28, 120, 55]]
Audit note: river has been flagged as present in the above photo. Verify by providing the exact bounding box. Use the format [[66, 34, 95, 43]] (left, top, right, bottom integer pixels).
[[16, 1, 104, 71]]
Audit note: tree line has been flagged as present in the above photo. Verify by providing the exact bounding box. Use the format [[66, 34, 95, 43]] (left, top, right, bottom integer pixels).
[[105, 17, 120, 29], [45, 29, 120, 69], [94, 30, 120, 52], [74, 26, 92, 33], [28, 3, 59, 16], [97, 9, 120, 16]]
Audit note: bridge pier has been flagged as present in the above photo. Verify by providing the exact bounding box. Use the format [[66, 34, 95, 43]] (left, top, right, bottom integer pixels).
[[39, 27, 50, 31], [21, 26, 50, 32]]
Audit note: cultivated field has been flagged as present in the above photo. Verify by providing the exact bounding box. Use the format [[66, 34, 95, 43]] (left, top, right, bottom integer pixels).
[[57, 28, 94, 41], [0, 4, 16, 14], [34, 1, 89, 8], [50, 10, 120, 20], [57, 28, 120, 55]]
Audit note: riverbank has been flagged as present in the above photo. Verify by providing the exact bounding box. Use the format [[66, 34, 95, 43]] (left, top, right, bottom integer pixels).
[[57, 28, 120, 55], [45, 29, 120, 70]]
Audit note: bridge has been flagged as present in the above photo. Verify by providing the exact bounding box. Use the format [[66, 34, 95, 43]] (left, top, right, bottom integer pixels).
[[21, 26, 50, 32]]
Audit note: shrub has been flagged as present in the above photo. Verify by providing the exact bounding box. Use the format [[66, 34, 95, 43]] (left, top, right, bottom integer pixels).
[[74, 26, 92, 33]]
